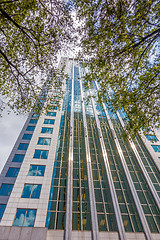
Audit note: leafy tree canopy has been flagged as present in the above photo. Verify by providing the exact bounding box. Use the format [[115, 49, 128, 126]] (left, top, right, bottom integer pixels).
[[75, 0, 160, 136], [0, 0, 73, 115]]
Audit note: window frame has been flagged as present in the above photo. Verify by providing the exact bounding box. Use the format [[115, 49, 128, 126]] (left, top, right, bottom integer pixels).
[[0, 183, 13, 196], [13, 208, 37, 227], [37, 137, 51, 146], [12, 154, 25, 162], [6, 167, 20, 178], [21, 184, 42, 199], [41, 127, 53, 134], [33, 149, 49, 159], [18, 143, 29, 151], [28, 165, 45, 176], [44, 119, 55, 125]]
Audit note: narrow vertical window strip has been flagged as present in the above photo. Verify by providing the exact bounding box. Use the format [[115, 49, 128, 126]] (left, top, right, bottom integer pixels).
[[79, 65, 99, 240]]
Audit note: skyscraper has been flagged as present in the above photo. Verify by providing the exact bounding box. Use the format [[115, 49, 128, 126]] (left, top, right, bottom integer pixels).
[[0, 58, 160, 240]]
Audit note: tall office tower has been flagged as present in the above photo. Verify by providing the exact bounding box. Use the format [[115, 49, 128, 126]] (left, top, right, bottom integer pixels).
[[0, 58, 160, 240]]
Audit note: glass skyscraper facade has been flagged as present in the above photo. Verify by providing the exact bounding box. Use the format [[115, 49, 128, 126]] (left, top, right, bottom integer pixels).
[[0, 58, 160, 240]]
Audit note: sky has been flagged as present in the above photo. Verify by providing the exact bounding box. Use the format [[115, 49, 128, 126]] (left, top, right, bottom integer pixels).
[[0, 108, 27, 173]]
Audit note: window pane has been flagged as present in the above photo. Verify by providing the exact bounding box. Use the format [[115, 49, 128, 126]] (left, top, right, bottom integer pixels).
[[13, 209, 26, 226], [23, 209, 37, 227], [13, 209, 36, 227], [33, 150, 48, 159], [22, 134, 32, 140], [29, 119, 37, 124], [46, 112, 56, 117], [26, 126, 35, 131], [32, 113, 39, 118], [6, 168, 19, 177], [37, 137, 51, 145], [33, 150, 41, 158], [18, 143, 29, 150], [31, 185, 41, 199], [28, 165, 45, 176], [44, 119, 55, 125], [37, 166, 45, 176], [146, 135, 158, 141], [41, 127, 53, 134], [0, 204, 6, 220], [41, 150, 49, 159], [152, 145, 160, 152], [12, 154, 24, 162], [0, 184, 13, 196], [28, 165, 37, 176], [21, 184, 32, 198]]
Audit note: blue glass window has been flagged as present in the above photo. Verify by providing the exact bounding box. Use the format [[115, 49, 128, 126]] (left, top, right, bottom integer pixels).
[[13, 209, 36, 227], [26, 126, 35, 131], [0, 204, 6, 220], [18, 143, 29, 150], [37, 137, 51, 145], [152, 145, 160, 152], [6, 168, 19, 177], [21, 184, 41, 199], [32, 113, 39, 118], [46, 112, 56, 117], [29, 119, 37, 124], [12, 154, 24, 162], [33, 150, 48, 159], [22, 134, 32, 140], [28, 165, 45, 176], [0, 184, 13, 196], [146, 135, 158, 142], [48, 106, 57, 110], [41, 127, 53, 134], [44, 119, 55, 125]]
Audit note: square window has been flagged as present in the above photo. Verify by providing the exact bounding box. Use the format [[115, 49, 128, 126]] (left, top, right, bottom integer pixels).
[[44, 119, 55, 125], [13, 209, 36, 227], [33, 150, 48, 159], [46, 112, 56, 117], [28, 165, 45, 176], [37, 137, 51, 145], [22, 134, 32, 140], [12, 154, 24, 162], [6, 168, 19, 177], [29, 119, 37, 124], [32, 113, 39, 118], [21, 184, 42, 199], [146, 135, 158, 142], [0, 204, 6, 220], [152, 145, 160, 152], [41, 127, 53, 134], [26, 126, 35, 131], [18, 143, 29, 150], [0, 184, 13, 196], [48, 106, 57, 110]]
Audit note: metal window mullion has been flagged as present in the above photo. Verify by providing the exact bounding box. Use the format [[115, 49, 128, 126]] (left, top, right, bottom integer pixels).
[[135, 137, 159, 184], [90, 119, 109, 230], [64, 61, 74, 240], [117, 111, 160, 212], [90, 93, 126, 240], [79, 66, 99, 240], [78, 113, 83, 230], [94, 82, 152, 240]]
